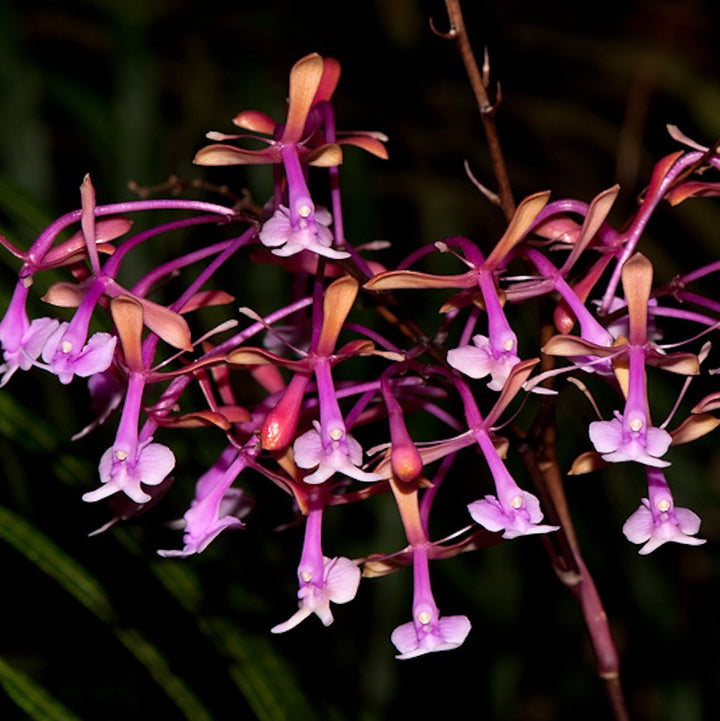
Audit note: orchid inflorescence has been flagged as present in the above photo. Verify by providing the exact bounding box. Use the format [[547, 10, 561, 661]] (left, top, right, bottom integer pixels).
[[2, 50, 720, 665]]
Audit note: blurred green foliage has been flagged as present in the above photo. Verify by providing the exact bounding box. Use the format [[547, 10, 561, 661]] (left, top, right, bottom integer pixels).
[[1, 1, 720, 719]]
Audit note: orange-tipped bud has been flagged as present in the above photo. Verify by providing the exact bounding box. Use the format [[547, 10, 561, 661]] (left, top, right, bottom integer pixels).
[[391, 443, 423, 484], [382, 377, 423, 484], [261, 373, 311, 451], [553, 301, 576, 335]]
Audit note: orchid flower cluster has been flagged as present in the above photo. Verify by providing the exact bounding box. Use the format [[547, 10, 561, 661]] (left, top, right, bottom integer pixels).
[[2, 52, 720, 663]]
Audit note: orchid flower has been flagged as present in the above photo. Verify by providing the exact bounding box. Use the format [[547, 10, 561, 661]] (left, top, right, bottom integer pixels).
[[383, 458, 471, 658], [623, 467, 705, 554], [391, 545, 471, 659], [443, 364, 559, 539], [366, 192, 550, 390], [0, 279, 58, 386], [195, 54, 386, 261], [193, 53, 386, 168], [40, 286, 117, 385], [272, 507, 360, 633], [230, 276, 385, 486], [468, 428, 559, 539], [83, 373, 175, 504], [543, 254, 700, 468], [589, 255, 673, 466], [82, 299, 175, 504], [158, 445, 252, 557]]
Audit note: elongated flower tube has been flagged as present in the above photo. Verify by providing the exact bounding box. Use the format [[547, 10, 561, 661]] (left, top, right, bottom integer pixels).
[[40, 279, 117, 385], [588, 254, 672, 467], [391, 544, 471, 659], [272, 506, 360, 633], [468, 428, 559, 539], [83, 372, 175, 504], [158, 444, 251, 557], [0, 279, 58, 386], [293, 357, 382, 484], [259, 145, 348, 259]]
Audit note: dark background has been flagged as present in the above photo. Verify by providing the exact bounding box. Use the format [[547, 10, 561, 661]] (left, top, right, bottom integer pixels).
[[1, 1, 720, 719]]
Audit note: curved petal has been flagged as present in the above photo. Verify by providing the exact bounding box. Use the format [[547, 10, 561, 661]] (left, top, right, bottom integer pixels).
[[232, 110, 278, 134], [283, 53, 325, 144], [193, 144, 280, 166], [588, 418, 623, 454]]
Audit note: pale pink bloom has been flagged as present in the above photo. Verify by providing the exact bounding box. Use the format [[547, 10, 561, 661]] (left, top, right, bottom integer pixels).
[[589, 412, 671, 468], [391, 613, 471, 660], [42, 322, 116, 385], [468, 490, 558, 540], [271, 556, 360, 633], [293, 421, 383, 484], [447, 333, 519, 391], [623, 500, 705, 554], [83, 438, 175, 504], [259, 205, 349, 260]]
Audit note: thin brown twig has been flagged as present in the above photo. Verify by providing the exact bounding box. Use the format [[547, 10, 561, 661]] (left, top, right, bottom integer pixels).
[[436, 7, 631, 712], [435, 0, 515, 221], [516, 310, 630, 721]]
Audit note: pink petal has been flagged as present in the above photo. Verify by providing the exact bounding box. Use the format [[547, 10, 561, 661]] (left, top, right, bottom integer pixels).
[[135, 442, 176, 487], [644, 426, 672, 458], [674, 507, 702, 535], [589, 418, 623, 454], [293, 427, 324, 469], [324, 557, 361, 604], [437, 615, 472, 647], [447, 344, 493, 379], [467, 496, 506, 532], [622, 502, 654, 544], [73, 332, 117, 378]]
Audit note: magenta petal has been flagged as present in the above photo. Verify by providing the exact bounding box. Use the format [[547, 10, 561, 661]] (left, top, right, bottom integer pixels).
[[391, 614, 471, 659], [271, 556, 360, 634], [259, 207, 293, 248], [85, 440, 175, 504], [623, 500, 706, 554], [22, 317, 60, 367]]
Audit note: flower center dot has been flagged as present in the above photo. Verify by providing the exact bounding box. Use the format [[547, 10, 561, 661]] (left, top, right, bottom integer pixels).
[[503, 339, 515, 352], [629, 416, 643, 432], [61, 340, 73, 354], [510, 494, 523, 509], [300, 571, 312, 582], [417, 611, 432, 625], [329, 427, 343, 441], [657, 499, 671, 512], [298, 204, 312, 218], [114, 450, 128, 461]]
